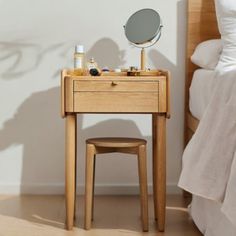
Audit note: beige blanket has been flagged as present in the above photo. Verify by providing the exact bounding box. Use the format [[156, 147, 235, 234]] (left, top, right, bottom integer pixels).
[[178, 69, 236, 227]]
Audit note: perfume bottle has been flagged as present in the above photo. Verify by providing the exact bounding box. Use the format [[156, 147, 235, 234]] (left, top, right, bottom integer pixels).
[[87, 58, 98, 70], [87, 58, 101, 76]]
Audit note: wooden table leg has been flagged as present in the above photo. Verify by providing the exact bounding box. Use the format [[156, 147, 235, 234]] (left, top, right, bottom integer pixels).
[[65, 114, 77, 230], [153, 114, 166, 232], [152, 114, 158, 221], [74, 116, 77, 220]]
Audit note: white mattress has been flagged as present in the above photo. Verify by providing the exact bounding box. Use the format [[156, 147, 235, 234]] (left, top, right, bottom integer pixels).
[[190, 195, 236, 236], [189, 69, 216, 120]]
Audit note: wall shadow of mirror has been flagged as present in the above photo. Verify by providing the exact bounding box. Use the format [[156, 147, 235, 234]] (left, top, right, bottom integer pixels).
[[53, 37, 125, 78], [86, 37, 126, 69]]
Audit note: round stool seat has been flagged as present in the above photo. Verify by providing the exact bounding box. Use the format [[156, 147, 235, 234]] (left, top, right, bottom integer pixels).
[[86, 137, 146, 148]]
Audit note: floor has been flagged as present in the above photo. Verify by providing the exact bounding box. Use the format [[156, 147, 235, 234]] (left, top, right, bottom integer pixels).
[[0, 195, 202, 236]]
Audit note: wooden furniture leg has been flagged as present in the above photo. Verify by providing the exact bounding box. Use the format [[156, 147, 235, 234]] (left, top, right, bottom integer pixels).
[[65, 114, 77, 230], [138, 144, 149, 232], [84, 144, 95, 230], [91, 155, 96, 221], [74, 118, 77, 220], [152, 114, 158, 221], [153, 114, 166, 232]]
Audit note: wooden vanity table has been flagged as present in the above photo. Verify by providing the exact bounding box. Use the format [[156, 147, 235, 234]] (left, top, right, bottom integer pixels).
[[61, 70, 170, 232]]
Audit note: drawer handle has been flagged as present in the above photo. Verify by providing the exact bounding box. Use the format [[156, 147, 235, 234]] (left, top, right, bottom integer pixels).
[[111, 81, 118, 86]]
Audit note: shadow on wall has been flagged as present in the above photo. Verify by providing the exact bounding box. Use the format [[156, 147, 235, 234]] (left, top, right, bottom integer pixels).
[[0, 88, 65, 191], [86, 38, 126, 69], [0, 38, 126, 80], [0, 86, 150, 192], [0, 41, 68, 79], [0, 37, 133, 193], [0, 41, 40, 79], [54, 37, 126, 78]]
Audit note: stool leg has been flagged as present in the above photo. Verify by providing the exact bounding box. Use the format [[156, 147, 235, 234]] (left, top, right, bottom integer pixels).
[[74, 151, 77, 221], [84, 144, 95, 230], [138, 144, 149, 232], [91, 155, 96, 221]]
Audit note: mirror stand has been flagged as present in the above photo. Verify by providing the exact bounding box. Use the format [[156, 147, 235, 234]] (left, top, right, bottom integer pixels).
[[124, 8, 162, 72], [141, 48, 146, 70]]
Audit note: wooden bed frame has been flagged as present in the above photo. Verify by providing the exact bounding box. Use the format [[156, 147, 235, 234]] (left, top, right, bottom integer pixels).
[[185, 0, 220, 145]]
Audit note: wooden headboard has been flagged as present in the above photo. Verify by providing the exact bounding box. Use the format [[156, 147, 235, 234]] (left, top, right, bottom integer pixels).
[[185, 0, 220, 142]]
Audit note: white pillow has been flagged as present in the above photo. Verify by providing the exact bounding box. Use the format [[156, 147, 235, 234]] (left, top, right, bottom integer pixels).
[[215, 0, 236, 72], [191, 39, 223, 69]]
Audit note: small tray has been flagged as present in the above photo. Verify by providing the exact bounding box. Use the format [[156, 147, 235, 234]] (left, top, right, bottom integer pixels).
[[101, 70, 162, 77], [66, 69, 162, 77]]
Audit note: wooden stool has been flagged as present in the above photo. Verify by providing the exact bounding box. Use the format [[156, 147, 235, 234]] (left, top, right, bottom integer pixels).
[[84, 137, 149, 232]]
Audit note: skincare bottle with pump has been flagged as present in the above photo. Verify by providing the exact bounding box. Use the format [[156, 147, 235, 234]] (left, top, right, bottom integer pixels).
[[74, 45, 85, 75]]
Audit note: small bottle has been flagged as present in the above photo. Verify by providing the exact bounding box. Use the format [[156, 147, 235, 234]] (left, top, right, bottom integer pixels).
[[87, 58, 101, 76], [86, 58, 98, 71], [74, 45, 85, 75]]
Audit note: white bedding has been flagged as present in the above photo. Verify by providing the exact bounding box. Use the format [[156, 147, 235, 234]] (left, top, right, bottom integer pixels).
[[179, 69, 236, 231], [189, 69, 216, 120], [188, 69, 236, 235], [191, 195, 236, 236], [182, 1, 236, 234]]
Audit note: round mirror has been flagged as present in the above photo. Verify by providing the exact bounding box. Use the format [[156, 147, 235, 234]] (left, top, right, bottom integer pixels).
[[124, 8, 162, 47], [124, 8, 162, 70]]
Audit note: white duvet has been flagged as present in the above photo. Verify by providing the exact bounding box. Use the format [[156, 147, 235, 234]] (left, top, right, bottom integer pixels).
[[189, 69, 216, 120], [178, 69, 236, 228]]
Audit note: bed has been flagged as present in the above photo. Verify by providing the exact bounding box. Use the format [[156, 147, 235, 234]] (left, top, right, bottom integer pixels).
[[185, 0, 220, 144], [184, 0, 236, 235]]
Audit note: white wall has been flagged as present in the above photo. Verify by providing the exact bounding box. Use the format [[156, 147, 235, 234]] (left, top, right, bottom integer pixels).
[[0, 0, 186, 194]]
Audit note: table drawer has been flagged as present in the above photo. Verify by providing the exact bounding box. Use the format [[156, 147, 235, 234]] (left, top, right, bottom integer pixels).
[[74, 81, 158, 92], [74, 92, 159, 113]]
